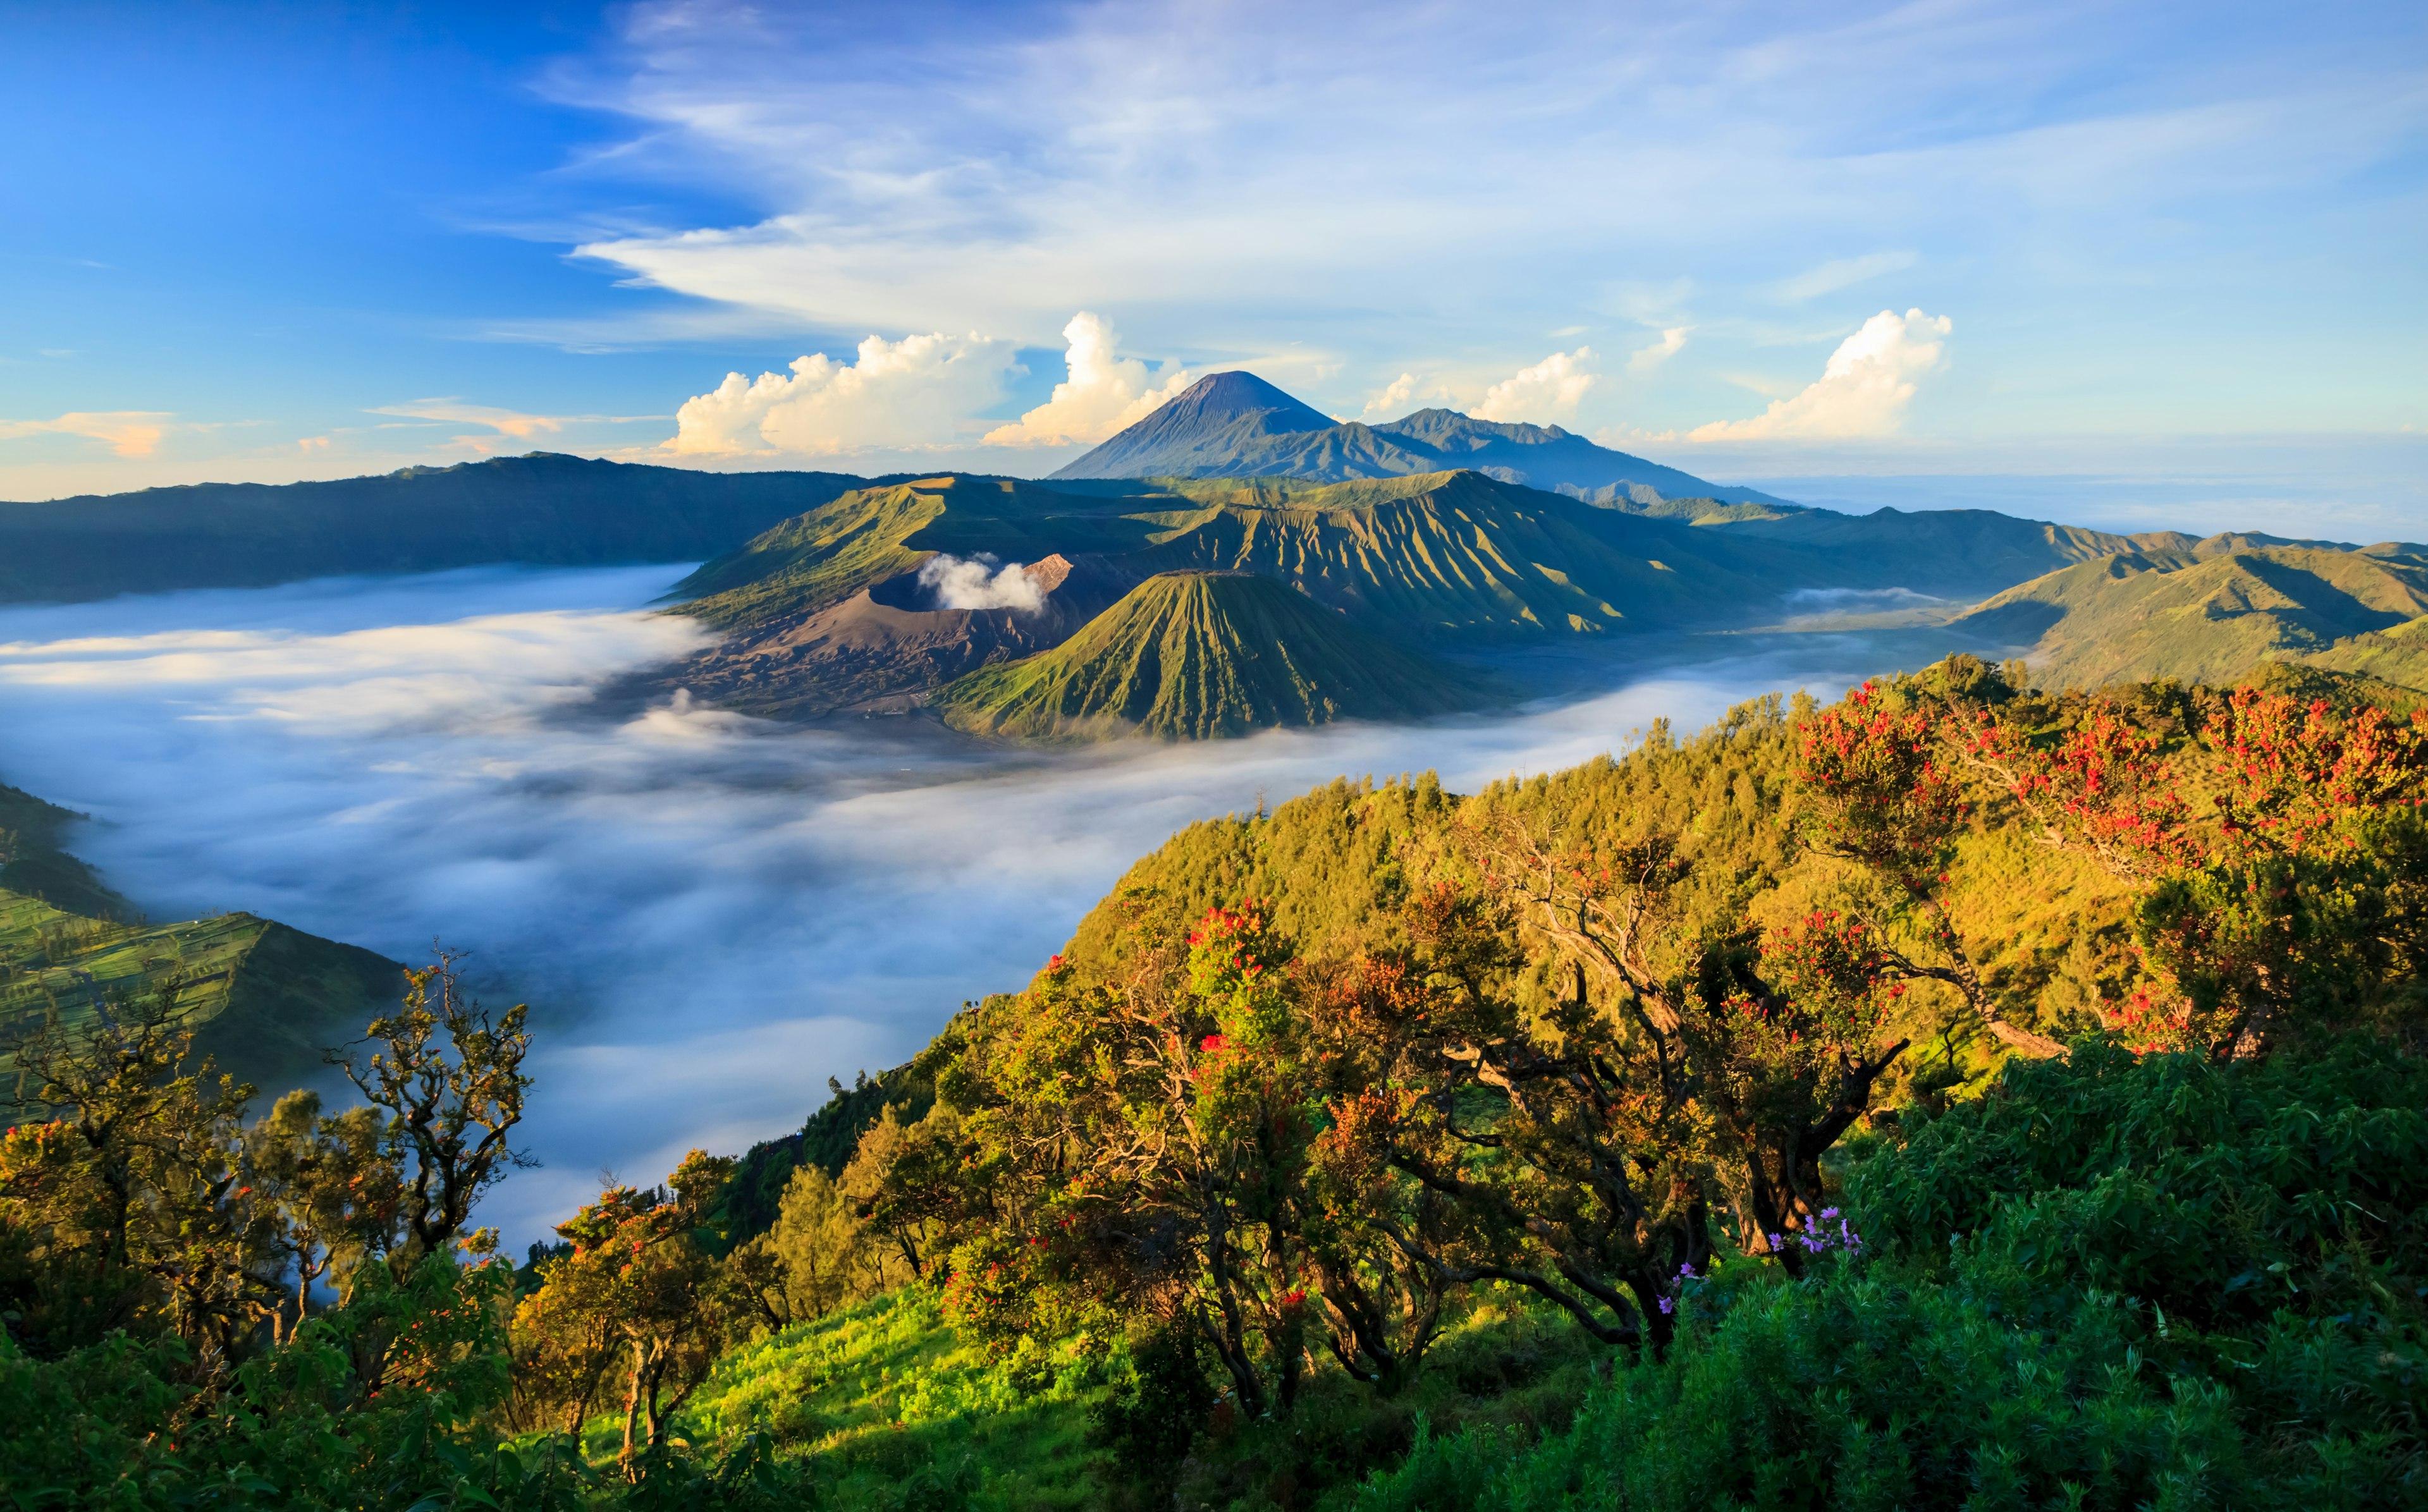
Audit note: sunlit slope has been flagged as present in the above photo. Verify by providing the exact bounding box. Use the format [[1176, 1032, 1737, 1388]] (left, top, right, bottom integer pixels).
[[2292, 613, 2428, 693], [0, 783, 399, 1092], [1722, 507, 2166, 599], [1, 781, 131, 920], [934, 571, 1486, 740], [1126, 472, 1782, 637], [1957, 545, 2428, 688], [671, 476, 1159, 630]]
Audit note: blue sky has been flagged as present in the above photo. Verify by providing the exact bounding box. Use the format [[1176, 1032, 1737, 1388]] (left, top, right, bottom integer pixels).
[[1, 0, 2420, 532]]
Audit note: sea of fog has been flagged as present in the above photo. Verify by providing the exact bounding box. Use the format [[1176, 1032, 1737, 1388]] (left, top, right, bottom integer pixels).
[[0, 564, 1936, 1241]]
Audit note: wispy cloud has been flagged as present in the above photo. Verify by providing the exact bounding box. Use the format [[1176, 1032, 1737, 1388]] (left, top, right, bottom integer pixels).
[[1768, 252, 1916, 303], [0, 410, 175, 457], [532, 0, 2418, 448], [1628, 326, 1693, 374], [371, 401, 670, 454]]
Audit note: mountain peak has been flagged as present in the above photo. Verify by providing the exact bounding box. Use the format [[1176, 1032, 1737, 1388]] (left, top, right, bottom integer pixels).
[[1155, 372, 1335, 434], [1050, 371, 1340, 480]]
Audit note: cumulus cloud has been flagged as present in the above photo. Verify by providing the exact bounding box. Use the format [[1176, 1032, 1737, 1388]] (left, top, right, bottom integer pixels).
[[917, 553, 1045, 612], [0, 410, 173, 457], [981, 312, 1191, 448], [1688, 309, 1951, 441], [1627, 327, 1692, 374], [1361, 372, 1418, 418], [665, 332, 1019, 458], [1476, 348, 1600, 424]]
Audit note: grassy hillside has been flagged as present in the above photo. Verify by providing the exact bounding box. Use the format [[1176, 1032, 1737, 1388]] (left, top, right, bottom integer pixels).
[[671, 475, 1162, 630], [1717, 506, 2167, 599], [0, 453, 867, 604], [934, 571, 1489, 740], [663, 1288, 1107, 1508], [1957, 544, 2428, 688], [1120, 471, 1792, 638], [0, 781, 130, 920], [0, 780, 400, 1094]]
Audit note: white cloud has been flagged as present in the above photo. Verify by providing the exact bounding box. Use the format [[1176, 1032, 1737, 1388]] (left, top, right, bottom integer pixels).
[[664, 332, 1019, 458], [1768, 251, 1917, 303], [1476, 348, 1600, 424], [1628, 326, 1692, 374], [0, 410, 173, 457], [917, 554, 1046, 612], [1688, 309, 1951, 441], [372, 400, 571, 440], [1361, 372, 1418, 418], [981, 312, 1189, 448], [372, 400, 671, 457]]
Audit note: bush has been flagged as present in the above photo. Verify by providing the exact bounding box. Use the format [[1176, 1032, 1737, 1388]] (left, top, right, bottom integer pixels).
[[1352, 1037, 2428, 1511]]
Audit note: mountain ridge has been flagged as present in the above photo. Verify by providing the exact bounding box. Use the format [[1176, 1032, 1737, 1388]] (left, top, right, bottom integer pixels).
[[1051, 372, 1794, 506], [0, 779, 402, 1092], [933, 571, 1488, 740], [1954, 542, 2428, 689], [0, 453, 871, 605]]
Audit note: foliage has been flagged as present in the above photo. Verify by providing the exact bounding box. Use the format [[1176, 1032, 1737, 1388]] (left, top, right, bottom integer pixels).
[[1352, 1033, 2428, 1511]]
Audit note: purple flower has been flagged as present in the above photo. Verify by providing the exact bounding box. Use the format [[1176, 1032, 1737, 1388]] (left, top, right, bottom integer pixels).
[[1657, 1296, 1674, 1315]]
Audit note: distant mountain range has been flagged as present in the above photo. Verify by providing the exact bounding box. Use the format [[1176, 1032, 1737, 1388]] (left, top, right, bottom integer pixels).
[[11, 369, 2410, 741], [656, 465, 2195, 729], [1050, 371, 1797, 506], [1954, 538, 2428, 693], [0, 453, 864, 604]]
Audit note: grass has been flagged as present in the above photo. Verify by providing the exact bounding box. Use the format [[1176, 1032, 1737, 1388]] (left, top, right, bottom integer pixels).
[[0, 883, 400, 1097], [599, 1281, 1613, 1512], [654, 1288, 1115, 1510]]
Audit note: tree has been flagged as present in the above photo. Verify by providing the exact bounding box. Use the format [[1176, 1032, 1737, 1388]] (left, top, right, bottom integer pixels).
[[512, 1150, 756, 1473], [335, 951, 532, 1269], [242, 1090, 400, 1341], [1964, 685, 2428, 1057], [1794, 681, 2064, 1057], [761, 1162, 884, 1321], [2, 989, 273, 1372], [940, 904, 1325, 1417]]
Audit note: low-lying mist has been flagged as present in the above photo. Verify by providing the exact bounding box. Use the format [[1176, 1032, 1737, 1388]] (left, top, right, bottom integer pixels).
[[0, 564, 1928, 1240]]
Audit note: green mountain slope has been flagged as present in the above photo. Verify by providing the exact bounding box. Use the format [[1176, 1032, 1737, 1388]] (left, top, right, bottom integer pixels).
[[0, 453, 868, 604], [671, 475, 1160, 631], [2295, 614, 2428, 692], [1120, 471, 1791, 637], [0, 781, 400, 1092], [1720, 507, 2172, 599], [933, 571, 1488, 740], [1955, 544, 2428, 688]]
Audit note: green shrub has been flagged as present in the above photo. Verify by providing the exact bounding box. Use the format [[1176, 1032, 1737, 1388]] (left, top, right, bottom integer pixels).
[[1351, 1038, 2428, 1511]]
